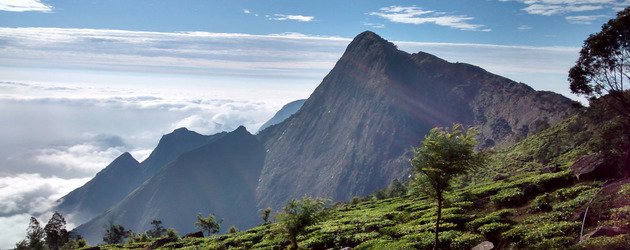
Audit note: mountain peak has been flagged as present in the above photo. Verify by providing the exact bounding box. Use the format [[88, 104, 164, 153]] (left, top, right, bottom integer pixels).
[[172, 127, 190, 134], [234, 125, 249, 134], [344, 31, 398, 56], [113, 152, 139, 165]]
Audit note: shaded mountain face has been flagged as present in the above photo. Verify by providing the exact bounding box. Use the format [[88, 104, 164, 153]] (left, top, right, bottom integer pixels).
[[57, 127, 225, 225], [139, 127, 226, 178], [56, 152, 141, 224], [258, 99, 306, 132], [74, 126, 265, 244], [256, 31, 578, 210]]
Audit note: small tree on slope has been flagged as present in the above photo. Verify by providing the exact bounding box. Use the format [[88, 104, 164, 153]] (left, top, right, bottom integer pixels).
[[411, 124, 485, 250], [276, 197, 329, 250]]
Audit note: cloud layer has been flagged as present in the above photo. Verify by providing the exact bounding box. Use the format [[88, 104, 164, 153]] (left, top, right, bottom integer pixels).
[[0, 0, 52, 12], [370, 6, 491, 31], [0, 174, 90, 249]]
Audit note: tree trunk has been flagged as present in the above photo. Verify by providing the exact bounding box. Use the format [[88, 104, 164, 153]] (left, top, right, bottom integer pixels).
[[290, 234, 298, 250], [433, 197, 442, 250]]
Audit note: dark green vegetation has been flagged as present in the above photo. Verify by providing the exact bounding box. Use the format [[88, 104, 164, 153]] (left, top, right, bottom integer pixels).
[[92, 97, 630, 249]]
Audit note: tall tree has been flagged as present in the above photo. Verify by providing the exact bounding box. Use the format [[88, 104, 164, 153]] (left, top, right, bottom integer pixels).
[[103, 223, 131, 244], [26, 216, 46, 250], [44, 211, 69, 250], [195, 213, 222, 236], [569, 6, 630, 173], [262, 207, 272, 225], [411, 124, 484, 250], [146, 219, 167, 238], [276, 197, 329, 250]]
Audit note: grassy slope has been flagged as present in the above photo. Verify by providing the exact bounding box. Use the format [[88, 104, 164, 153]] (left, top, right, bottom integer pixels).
[[98, 114, 630, 249]]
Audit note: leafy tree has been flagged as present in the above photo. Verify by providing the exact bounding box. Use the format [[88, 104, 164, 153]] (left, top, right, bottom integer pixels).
[[262, 207, 272, 224], [15, 240, 29, 250], [195, 213, 222, 236], [387, 179, 407, 197], [103, 223, 132, 244], [276, 197, 329, 250], [44, 211, 69, 250], [569, 6, 630, 173], [569, 7, 629, 117], [228, 226, 238, 234], [146, 219, 167, 238], [411, 124, 485, 250], [25, 216, 46, 250]]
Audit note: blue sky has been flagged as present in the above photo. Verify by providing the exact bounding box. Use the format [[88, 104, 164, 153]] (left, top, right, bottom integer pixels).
[[1, 0, 628, 46], [0, 1, 629, 248]]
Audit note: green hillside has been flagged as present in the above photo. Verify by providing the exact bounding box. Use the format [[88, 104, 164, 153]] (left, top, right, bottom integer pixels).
[[95, 105, 630, 250]]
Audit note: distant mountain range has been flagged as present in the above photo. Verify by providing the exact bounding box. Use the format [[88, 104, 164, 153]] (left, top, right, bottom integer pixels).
[[58, 31, 578, 244], [258, 99, 306, 132]]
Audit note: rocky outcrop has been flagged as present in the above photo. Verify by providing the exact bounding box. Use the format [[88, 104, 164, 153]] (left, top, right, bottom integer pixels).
[[570, 153, 621, 180]]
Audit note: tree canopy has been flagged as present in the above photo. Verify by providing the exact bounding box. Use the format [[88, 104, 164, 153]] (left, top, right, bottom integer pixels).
[[195, 213, 222, 236], [569, 6, 630, 117]]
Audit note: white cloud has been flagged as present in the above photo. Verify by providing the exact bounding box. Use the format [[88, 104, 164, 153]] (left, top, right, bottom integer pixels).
[[370, 5, 491, 31], [243, 9, 251, 14], [0, 28, 346, 79], [502, 0, 628, 20], [362, 22, 386, 29], [268, 14, 315, 22], [517, 24, 533, 30], [35, 143, 127, 173], [565, 14, 607, 23], [0, 174, 89, 248], [0, 0, 52, 12]]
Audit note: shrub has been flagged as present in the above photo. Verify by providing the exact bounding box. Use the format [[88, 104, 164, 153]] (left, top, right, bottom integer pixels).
[[491, 187, 525, 207], [575, 234, 630, 250], [530, 193, 553, 212], [477, 222, 511, 238]]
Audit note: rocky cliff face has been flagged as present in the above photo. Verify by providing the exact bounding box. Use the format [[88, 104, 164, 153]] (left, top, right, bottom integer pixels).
[[256, 31, 578, 210], [74, 126, 265, 244]]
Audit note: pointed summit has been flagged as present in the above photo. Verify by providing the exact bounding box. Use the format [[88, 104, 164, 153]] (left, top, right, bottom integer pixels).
[[112, 152, 138, 165], [342, 31, 399, 58]]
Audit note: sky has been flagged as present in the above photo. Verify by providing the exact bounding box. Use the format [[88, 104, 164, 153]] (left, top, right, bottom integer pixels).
[[0, 0, 628, 248]]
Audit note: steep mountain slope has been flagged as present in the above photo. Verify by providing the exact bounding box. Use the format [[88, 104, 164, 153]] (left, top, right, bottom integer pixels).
[[75, 126, 265, 244], [56, 152, 141, 224], [256, 31, 578, 210], [258, 99, 306, 132], [57, 128, 225, 225]]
